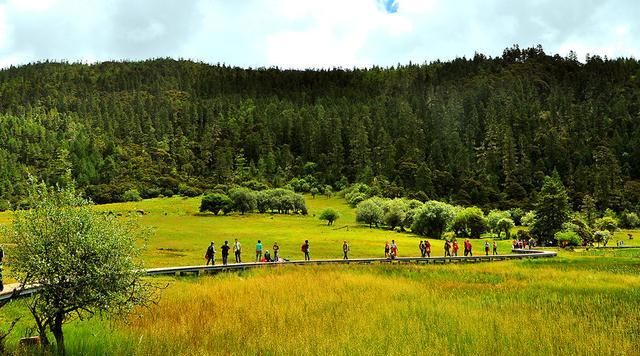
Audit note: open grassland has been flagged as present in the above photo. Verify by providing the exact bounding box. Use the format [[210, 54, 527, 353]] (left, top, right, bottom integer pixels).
[[3, 248, 640, 355], [1, 195, 639, 269]]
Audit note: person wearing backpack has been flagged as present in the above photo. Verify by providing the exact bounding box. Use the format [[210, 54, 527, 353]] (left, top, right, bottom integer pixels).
[[302, 240, 310, 261], [484, 241, 490, 256], [255, 240, 263, 262], [419, 241, 426, 258], [205, 241, 216, 266], [234, 238, 242, 263], [444, 240, 451, 257], [343, 241, 350, 260], [221, 241, 231, 266]]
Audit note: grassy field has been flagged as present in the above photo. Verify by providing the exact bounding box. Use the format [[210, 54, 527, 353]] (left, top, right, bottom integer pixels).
[[2, 196, 640, 355], [2, 248, 640, 355], [1, 195, 638, 268]]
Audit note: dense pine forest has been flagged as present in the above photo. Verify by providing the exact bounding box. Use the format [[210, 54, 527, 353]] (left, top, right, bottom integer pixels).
[[0, 45, 639, 212]]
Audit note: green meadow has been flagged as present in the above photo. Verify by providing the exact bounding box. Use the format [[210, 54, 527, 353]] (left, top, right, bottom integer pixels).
[[1, 195, 640, 355]]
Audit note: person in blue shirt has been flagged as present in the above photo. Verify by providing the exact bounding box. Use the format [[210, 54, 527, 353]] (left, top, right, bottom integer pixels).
[[256, 240, 263, 262]]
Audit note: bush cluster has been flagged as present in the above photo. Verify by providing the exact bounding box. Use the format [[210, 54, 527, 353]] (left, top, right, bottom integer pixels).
[[200, 188, 306, 216]]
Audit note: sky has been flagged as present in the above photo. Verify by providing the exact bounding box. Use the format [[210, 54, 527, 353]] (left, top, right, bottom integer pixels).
[[0, 0, 638, 69]]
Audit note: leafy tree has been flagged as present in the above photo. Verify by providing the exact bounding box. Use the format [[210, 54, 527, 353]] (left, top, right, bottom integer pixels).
[[531, 172, 570, 243], [229, 187, 257, 214], [487, 210, 511, 237], [383, 199, 408, 231], [122, 188, 142, 202], [593, 230, 611, 247], [319, 208, 340, 225], [509, 208, 524, 226], [7, 177, 155, 354], [453, 207, 488, 238], [411, 200, 456, 239], [310, 187, 319, 198], [496, 218, 515, 239], [521, 211, 536, 227], [580, 194, 597, 225], [356, 199, 384, 228], [619, 212, 640, 228], [594, 216, 618, 240], [555, 230, 581, 247], [200, 193, 232, 215]]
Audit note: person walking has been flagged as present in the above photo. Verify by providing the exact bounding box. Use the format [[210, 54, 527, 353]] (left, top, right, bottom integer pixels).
[[419, 240, 426, 258], [343, 241, 350, 260], [464, 239, 473, 256], [390, 240, 398, 259], [425, 240, 431, 258], [234, 238, 242, 263], [205, 241, 216, 266], [255, 240, 263, 262], [221, 241, 230, 266], [492, 241, 498, 255], [452, 240, 459, 257], [302, 240, 310, 261], [444, 240, 451, 257], [384, 241, 390, 258], [273, 242, 280, 262], [484, 241, 490, 256]]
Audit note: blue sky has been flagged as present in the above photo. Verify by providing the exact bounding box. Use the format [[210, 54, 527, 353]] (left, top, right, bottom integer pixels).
[[0, 0, 638, 69]]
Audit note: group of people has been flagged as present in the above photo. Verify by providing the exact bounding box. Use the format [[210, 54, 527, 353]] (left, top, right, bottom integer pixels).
[[203, 238, 511, 265], [204, 239, 324, 265], [512, 238, 536, 249]]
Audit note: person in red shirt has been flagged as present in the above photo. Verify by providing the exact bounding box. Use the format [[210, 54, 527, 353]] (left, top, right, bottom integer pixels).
[[452, 241, 459, 256]]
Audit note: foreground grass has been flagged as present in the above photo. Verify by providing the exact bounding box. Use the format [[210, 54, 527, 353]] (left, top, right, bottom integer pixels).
[[3, 248, 640, 355]]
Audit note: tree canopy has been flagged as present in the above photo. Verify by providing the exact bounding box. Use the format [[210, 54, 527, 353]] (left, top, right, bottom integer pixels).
[[0, 48, 639, 212]]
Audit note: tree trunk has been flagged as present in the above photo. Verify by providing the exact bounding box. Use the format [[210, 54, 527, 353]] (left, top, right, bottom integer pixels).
[[51, 312, 65, 355]]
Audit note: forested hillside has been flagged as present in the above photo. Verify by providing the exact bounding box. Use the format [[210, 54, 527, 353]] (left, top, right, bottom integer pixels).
[[0, 45, 639, 211]]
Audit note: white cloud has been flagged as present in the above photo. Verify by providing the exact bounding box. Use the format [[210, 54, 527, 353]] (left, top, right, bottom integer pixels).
[[0, 0, 638, 69]]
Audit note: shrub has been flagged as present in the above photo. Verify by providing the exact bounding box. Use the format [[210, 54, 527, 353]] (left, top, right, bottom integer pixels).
[[229, 187, 257, 214], [411, 200, 456, 239], [453, 207, 488, 238], [0, 200, 10, 212], [123, 189, 142, 202], [241, 180, 269, 191], [310, 187, 319, 198], [356, 199, 384, 228], [200, 193, 232, 215], [555, 230, 581, 247], [178, 183, 203, 197], [319, 208, 340, 225]]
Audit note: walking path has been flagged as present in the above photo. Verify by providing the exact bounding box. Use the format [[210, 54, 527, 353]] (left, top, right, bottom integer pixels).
[[1, 248, 555, 302]]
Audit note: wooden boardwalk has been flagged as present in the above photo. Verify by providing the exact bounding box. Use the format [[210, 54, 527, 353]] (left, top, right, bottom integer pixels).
[[1, 248, 556, 302]]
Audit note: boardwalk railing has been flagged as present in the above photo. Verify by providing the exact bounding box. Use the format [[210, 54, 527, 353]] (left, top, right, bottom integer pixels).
[[1, 248, 556, 301]]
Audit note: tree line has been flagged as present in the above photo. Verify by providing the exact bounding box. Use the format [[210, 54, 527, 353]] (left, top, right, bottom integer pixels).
[[342, 172, 634, 246], [0, 45, 640, 213]]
